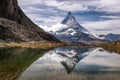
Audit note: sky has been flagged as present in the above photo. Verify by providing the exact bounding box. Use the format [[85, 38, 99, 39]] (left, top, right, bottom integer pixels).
[[18, 0, 120, 35]]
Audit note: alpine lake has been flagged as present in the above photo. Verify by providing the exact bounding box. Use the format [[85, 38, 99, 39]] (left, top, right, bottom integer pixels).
[[0, 46, 120, 80]]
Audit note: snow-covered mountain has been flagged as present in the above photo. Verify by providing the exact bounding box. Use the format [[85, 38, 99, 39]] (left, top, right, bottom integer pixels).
[[106, 33, 120, 41], [48, 12, 103, 43]]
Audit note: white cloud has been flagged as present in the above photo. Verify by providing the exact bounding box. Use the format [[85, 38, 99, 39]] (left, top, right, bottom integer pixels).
[[18, 0, 120, 35], [18, 0, 89, 11], [35, 16, 64, 26], [39, 23, 67, 32], [100, 15, 120, 19], [19, 0, 120, 13], [82, 19, 120, 35], [39, 25, 50, 31], [89, 0, 120, 13]]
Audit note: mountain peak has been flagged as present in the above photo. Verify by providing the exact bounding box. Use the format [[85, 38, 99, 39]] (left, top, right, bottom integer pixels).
[[48, 12, 102, 43], [62, 12, 76, 26], [68, 11, 72, 15]]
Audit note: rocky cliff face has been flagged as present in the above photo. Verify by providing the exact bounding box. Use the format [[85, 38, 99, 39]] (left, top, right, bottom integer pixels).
[[0, 0, 60, 42]]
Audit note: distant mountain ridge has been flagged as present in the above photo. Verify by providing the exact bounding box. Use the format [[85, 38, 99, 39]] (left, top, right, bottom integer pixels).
[[99, 33, 120, 41], [0, 0, 59, 42]]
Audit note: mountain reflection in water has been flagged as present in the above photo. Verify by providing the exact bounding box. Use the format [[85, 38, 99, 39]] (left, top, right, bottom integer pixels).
[[19, 46, 120, 80]]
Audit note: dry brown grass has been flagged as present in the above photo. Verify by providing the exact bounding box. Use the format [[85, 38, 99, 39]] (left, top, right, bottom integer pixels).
[[0, 41, 120, 54], [0, 42, 69, 49], [95, 41, 120, 54]]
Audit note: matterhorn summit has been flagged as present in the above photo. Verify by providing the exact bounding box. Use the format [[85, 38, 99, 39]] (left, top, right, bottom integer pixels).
[[48, 12, 102, 43]]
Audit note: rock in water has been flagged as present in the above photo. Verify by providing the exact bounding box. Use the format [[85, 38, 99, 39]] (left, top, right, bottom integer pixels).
[[0, 0, 60, 42]]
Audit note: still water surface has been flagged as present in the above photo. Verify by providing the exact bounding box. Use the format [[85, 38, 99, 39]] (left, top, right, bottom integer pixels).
[[0, 46, 120, 80]]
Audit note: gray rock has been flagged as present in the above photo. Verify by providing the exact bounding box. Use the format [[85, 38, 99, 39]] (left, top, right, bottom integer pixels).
[[0, 0, 60, 42]]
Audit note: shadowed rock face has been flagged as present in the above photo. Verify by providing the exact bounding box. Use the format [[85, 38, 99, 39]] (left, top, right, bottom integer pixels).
[[0, 0, 60, 42]]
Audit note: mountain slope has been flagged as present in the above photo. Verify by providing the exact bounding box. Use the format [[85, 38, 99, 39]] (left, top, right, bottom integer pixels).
[[0, 0, 59, 42], [99, 33, 120, 41], [49, 12, 102, 43]]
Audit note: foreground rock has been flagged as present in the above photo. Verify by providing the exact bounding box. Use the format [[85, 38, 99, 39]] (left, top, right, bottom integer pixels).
[[0, 0, 60, 42]]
